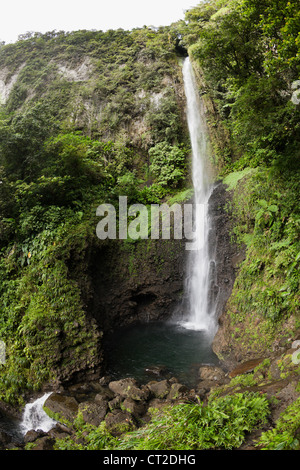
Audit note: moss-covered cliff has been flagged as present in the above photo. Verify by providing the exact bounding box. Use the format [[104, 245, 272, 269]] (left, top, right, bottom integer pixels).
[[0, 27, 193, 403]]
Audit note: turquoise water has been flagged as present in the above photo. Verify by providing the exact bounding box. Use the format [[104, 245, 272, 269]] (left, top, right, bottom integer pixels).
[[105, 321, 219, 387]]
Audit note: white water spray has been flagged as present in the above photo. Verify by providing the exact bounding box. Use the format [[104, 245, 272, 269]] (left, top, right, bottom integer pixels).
[[179, 57, 217, 336], [20, 392, 57, 435]]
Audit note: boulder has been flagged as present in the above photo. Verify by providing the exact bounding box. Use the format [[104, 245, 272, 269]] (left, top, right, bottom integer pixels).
[[78, 400, 108, 427], [105, 410, 135, 436], [30, 436, 55, 450], [94, 387, 115, 401], [44, 393, 79, 423], [48, 423, 71, 441], [99, 376, 113, 386], [144, 365, 169, 378], [108, 395, 124, 411], [0, 430, 13, 448], [95, 393, 111, 406], [122, 398, 147, 418], [168, 383, 189, 400], [196, 385, 211, 401], [147, 380, 170, 398], [78, 400, 108, 426], [24, 429, 46, 444], [199, 365, 227, 382], [108, 378, 149, 401], [147, 398, 169, 411]]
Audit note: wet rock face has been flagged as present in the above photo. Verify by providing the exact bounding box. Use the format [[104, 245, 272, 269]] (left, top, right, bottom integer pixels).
[[207, 182, 241, 324], [0, 430, 13, 449], [88, 237, 187, 333], [87, 181, 237, 337]]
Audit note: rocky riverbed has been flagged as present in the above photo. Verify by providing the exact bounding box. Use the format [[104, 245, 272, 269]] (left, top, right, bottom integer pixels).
[[1, 333, 299, 451]]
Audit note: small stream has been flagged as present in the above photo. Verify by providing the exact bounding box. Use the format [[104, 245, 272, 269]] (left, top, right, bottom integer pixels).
[[0, 392, 57, 446]]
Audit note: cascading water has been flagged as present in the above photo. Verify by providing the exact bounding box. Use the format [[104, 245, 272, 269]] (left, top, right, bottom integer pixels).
[[104, 56, 220, 386], [19, 393, 57, 435], [0, 58, 221, 443], [178, 57, 217, 337]]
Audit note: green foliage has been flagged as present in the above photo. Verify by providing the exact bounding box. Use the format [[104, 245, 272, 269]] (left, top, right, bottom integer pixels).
[[188, 0, 263, 84], [254, 199, 279, 232], [146, 87, 183, 144], [0, 26, 188, 403], [53, 392, 270, 450], [117, 392, 270, 450], [183, 0, 300, 170], [0, 102, 59, 180], [225, 167, 299, 333], [43, 132, 109, 181], [0, 222, 100, 402], [257, 398, 300, 450], [245, 0, 300, 76], [54, 418, 118, 450], [149, 141, 188, 187], [223, 167, 256, 190], [167, 188, 194, 205]]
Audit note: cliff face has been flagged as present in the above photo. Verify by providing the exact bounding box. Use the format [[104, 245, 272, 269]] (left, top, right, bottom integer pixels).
[[0, 29, 194, 397], [0, 28, 240, 396], [208, 183, 241, 331], [89, 238, 186, 332], [84, 184, 238, 332], [0, 30, 187, 146]]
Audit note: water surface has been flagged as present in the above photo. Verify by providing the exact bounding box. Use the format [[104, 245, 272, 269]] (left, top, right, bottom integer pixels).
[[105, 321, 219, 387]]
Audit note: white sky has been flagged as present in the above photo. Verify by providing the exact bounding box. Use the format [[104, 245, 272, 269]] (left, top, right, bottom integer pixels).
[[0, 0, 199, 44]]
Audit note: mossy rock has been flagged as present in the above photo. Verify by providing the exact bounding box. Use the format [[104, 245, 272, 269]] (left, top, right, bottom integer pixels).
[[43, 393, 78, 425]]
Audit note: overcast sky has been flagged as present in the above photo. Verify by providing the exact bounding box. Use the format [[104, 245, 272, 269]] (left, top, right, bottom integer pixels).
[[0, 0, 199, 44]]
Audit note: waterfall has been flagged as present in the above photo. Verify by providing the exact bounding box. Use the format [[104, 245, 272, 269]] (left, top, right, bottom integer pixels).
[[19, 392, 57, 435], [179, 57, 217, 337]]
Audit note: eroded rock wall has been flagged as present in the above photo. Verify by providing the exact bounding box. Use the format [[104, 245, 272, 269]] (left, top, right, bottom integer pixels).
[[88, 237, 187, 333], [86, 182, 238, 342]]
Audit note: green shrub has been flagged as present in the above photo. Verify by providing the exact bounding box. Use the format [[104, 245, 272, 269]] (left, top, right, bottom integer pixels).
[[117, 392, 270, 450], [257, 398, 300, 450], [149, 141, 188, 188]]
